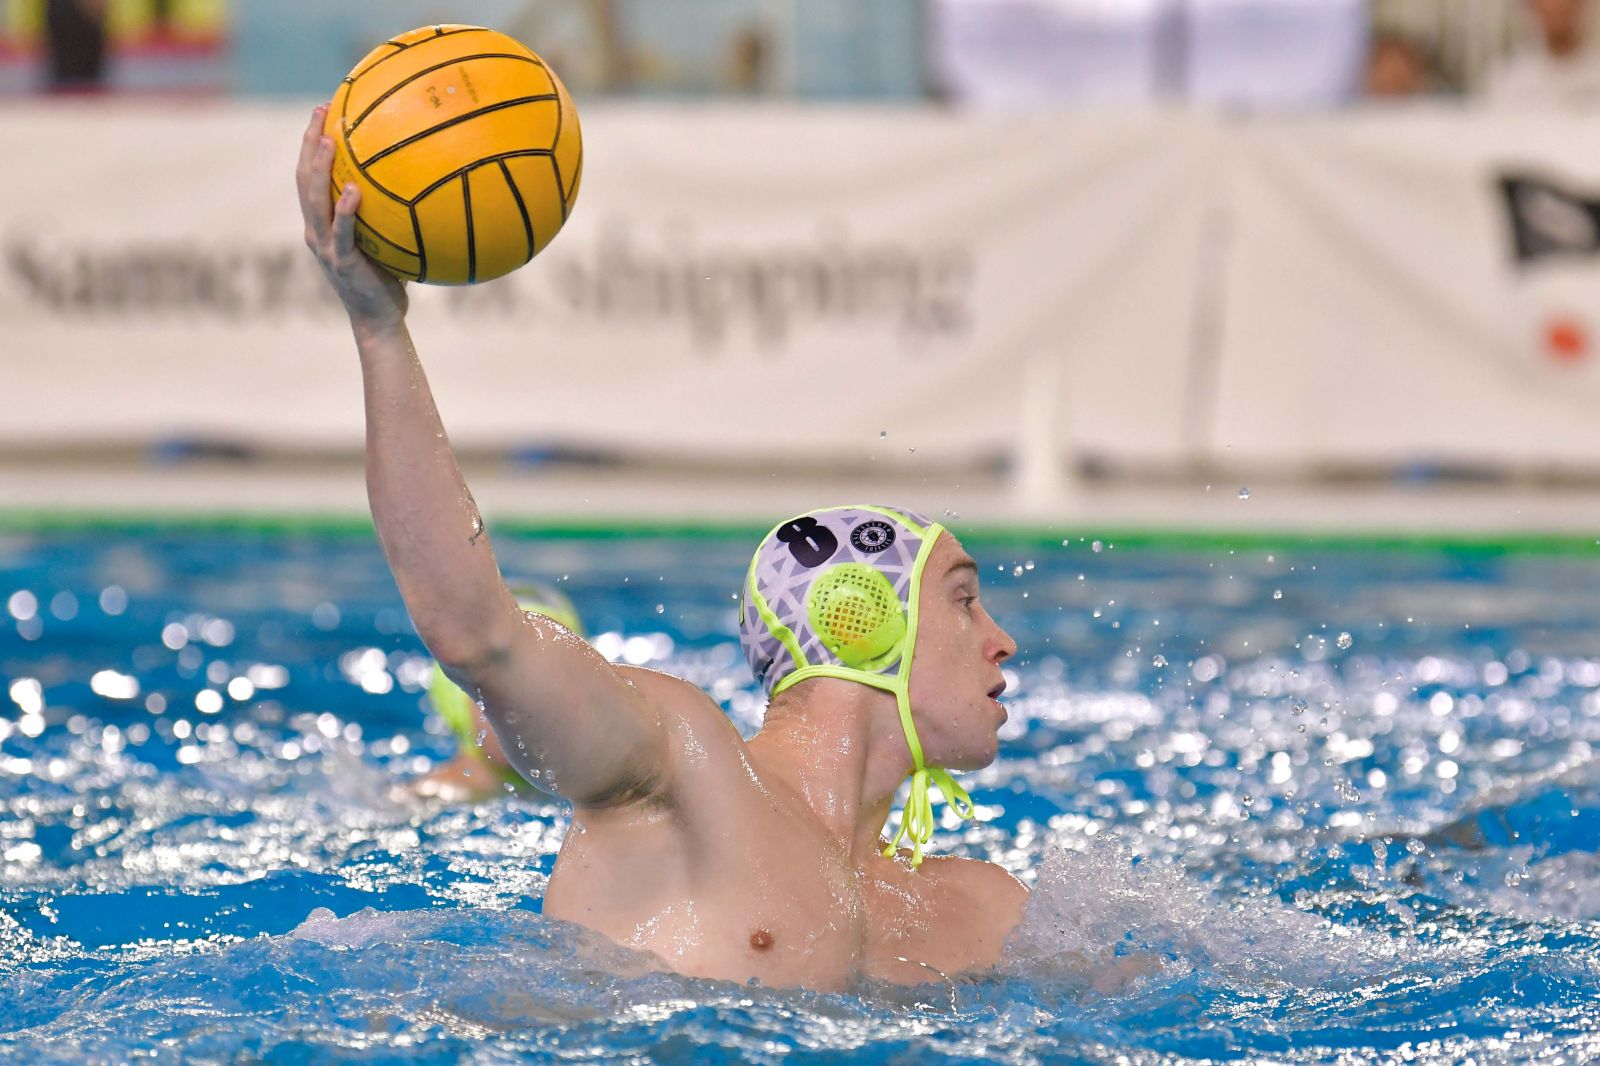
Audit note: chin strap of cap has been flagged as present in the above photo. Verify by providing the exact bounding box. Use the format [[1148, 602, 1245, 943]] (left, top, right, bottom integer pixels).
[[878, 524, 976, 867], [882, 685, 976, 866]]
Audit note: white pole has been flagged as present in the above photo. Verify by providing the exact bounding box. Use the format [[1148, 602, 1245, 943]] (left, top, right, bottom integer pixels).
[[1011, 347, 1074, 518]]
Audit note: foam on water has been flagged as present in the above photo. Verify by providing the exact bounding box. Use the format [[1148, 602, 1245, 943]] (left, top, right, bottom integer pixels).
[[1003, 839, 1417, 991]]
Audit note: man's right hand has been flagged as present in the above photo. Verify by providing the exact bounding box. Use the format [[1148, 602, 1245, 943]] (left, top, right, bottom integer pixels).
[[295, 104, 409, 331]]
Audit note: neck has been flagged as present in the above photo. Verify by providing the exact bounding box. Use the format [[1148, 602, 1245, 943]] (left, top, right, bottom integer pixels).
[[746, 679, 914, 861]]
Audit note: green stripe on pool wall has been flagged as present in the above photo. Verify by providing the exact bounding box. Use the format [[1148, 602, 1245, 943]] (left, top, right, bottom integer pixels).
[[982, 529, 1600, 558], [0, 509, 1596, 556]]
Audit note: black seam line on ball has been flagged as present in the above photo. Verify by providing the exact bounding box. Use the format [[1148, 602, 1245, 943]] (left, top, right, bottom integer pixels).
[[463, 173, 477, 285], [346, 53, 547, 141], [407, 149, 553, 205], [412, 202, 427, 283], [498, 158, 536, 261], [361, 94, 560, 170], [353, 27, 491, 82]]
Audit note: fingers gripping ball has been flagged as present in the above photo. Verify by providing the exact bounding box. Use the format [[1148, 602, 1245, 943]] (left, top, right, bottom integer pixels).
[[324, 24, 583, 285]]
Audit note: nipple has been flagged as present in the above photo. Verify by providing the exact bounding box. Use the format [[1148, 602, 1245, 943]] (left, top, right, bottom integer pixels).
[[749, 929, 775, 952]]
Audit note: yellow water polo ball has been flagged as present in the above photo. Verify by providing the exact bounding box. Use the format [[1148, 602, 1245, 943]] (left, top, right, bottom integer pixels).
[[324, 24, 583, 285]]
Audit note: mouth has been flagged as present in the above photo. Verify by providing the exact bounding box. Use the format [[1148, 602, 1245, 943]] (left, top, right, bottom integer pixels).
[[987, 680, 1008, 724]]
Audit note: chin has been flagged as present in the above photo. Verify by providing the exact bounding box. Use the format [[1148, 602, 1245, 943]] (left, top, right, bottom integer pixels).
[[945, 739, 999, 772]]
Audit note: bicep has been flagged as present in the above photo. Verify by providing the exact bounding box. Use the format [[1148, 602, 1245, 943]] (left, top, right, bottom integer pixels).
[[445, 613, 668, 807]]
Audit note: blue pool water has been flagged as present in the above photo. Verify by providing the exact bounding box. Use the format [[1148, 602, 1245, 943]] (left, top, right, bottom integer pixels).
[[3, 524, 1600, 1063]]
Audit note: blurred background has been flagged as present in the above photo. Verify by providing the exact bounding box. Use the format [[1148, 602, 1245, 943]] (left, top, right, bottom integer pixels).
[[5, 0, 1600, 533], [6, 0, 1599, 103]]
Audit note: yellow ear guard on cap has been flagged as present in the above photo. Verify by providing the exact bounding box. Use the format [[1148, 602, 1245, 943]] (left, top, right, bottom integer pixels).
[[807, 564, 907, 672]]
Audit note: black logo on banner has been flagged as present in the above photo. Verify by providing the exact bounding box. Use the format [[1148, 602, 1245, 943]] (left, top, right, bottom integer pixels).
[[1500, 175, 1600, 266]]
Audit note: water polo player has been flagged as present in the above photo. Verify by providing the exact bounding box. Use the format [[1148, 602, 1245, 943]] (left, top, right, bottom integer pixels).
[[298, 106, 1025, 989], [412, 580, 585, 802]]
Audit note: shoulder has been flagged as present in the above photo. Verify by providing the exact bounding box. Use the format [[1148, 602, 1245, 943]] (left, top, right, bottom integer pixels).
[[615, 665, 742, 734], [614, 664, 751, 777], [916, 856, 1029, 971], [921, 855, 1028, 909]]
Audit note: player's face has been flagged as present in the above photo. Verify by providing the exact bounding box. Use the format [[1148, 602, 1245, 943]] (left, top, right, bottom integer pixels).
[[906, 534, 1017, 770]]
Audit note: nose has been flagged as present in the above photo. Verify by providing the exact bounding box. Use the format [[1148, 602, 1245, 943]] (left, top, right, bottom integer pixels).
[[987, 615, 1017, 664]]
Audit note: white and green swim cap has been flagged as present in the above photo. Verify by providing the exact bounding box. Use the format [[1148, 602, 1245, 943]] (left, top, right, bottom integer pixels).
[[739, 505, 975, 866]]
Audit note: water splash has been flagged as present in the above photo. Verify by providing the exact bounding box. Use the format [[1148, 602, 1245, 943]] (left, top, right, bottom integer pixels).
[[1003, 840, 1416, 992]]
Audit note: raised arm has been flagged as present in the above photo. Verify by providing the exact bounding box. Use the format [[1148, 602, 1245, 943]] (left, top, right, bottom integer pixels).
[[295, 105, 666, 806]]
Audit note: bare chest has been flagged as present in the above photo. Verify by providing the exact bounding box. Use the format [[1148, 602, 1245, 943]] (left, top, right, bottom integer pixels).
[[545, 810, 871, 988], [544, 818, 1007, 989]]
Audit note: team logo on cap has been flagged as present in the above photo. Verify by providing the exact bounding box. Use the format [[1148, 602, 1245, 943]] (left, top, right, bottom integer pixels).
[[850, 520, 896, 554]]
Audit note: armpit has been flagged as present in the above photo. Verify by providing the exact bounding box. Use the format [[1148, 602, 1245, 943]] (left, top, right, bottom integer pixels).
[[575, 759, 669, 812]]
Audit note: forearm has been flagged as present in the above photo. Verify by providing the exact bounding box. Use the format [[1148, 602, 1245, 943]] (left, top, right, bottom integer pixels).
[[296, 116, 667, 810], [354, 316, 515, 665]]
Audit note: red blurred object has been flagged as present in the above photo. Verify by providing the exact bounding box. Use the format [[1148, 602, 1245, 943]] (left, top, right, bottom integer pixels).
[[1544, 315, 1591, 364]]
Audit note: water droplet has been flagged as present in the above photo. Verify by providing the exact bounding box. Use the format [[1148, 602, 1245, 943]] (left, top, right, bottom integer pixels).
[[475, 730, 487, 746], [1336, 632, 1353, 650], [1091, 540, 1104, 553], [1241, 793, 1254, 806], [1238, 487, 1251, 500], [655, 604, 666, 615], [879, 431, 887, 439], [1151, 655, 1168, 668], [1272, 589, 1283, 600], [1292, 700, 1307, 715]]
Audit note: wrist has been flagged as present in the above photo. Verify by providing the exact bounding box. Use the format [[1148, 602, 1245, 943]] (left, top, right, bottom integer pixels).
[[348, 311, 408, 346]]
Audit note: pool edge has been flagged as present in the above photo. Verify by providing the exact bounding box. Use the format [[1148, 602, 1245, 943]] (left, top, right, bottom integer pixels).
[[1, 508, 1596, 556]]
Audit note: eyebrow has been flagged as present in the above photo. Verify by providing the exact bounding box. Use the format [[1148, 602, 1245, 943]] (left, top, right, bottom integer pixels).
[[943, 558, 979, 582]]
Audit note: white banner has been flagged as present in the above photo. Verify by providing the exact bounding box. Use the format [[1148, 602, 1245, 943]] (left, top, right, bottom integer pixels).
[[6, 102, 1600, 479], [0, 103, 1201, 470], [1207, 107, 1600, 472]]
